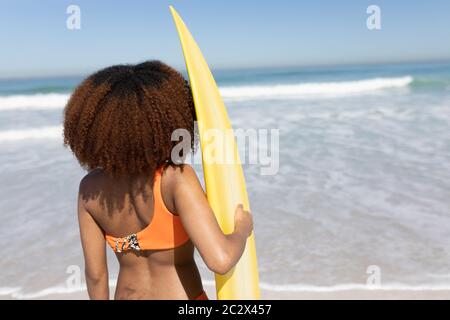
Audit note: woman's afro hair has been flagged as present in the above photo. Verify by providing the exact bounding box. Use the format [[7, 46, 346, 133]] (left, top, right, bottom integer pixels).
[[63, 60, 197, 176]]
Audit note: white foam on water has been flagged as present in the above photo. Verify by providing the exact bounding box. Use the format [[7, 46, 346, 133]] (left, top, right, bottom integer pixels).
[[257, 282, 450, 292], [0, 126, 62, 142], [0, 93, 69, 111], [220, 76, 413, 101], [0, 287, 21, 296], [0, 280, 115, 299], [0, 77, 413, 111], [3, 281, 450, 299]]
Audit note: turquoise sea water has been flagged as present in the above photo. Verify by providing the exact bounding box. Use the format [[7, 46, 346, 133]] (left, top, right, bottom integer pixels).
[[1, 61, 450, 298]]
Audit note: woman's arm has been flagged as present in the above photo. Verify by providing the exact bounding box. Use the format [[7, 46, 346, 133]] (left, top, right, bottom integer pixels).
[[171, 165, 253, 275], [78, 181, 109, 299]]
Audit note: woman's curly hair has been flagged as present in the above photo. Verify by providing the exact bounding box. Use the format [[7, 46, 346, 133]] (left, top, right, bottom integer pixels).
[[63, 60, 196, 176]]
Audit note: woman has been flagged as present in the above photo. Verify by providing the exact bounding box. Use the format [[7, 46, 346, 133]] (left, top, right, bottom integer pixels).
[[63, 61, 253, 300]]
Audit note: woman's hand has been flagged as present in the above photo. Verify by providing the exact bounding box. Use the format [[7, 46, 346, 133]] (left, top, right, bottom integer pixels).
[[234, 204, 253, 238]]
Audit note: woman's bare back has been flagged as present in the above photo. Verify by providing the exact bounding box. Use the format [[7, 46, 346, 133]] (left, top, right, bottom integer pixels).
[[79, 168, 203, 299]]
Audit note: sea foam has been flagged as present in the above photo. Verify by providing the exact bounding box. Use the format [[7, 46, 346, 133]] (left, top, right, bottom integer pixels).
[[0, 126, 62, 142], [0, 77, 414, 112], [220, 76, 413, 101], [0, 93, 69, 111], [3, 280, 450, 299]]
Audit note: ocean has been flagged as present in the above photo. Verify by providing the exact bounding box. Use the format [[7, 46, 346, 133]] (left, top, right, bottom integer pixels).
[[1, 61, 450, 298]]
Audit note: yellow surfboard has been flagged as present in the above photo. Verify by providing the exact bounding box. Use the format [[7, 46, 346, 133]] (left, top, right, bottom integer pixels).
[[169, 6, 260, 300]]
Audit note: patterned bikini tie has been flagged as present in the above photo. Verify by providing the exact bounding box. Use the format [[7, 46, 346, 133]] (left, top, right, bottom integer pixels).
[[114, 233, 141, 253]]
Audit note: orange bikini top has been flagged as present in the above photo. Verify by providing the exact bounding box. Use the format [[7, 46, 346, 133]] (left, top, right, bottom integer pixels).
[[105, 169, 190, 252]]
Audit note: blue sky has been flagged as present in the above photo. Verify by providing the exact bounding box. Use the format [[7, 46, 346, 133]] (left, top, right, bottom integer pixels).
[[0, 0, 449, 78]]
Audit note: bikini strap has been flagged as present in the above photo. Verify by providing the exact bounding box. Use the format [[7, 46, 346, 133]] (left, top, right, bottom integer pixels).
[[152, 166, 173, 214]]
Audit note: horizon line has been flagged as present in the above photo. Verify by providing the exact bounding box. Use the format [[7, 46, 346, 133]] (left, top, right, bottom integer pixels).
[[1, 58, 450, 81]]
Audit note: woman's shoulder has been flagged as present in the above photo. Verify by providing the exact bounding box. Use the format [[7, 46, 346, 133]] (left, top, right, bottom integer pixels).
[[162, 164, 198, 184], [160, 164, 202, 199], [79, 168, 105, 192]]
